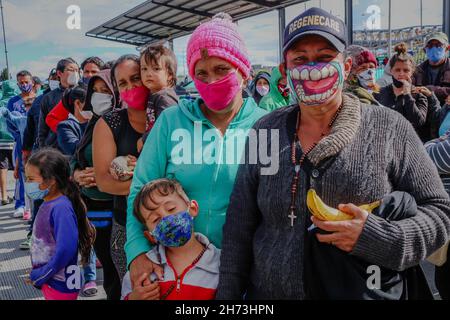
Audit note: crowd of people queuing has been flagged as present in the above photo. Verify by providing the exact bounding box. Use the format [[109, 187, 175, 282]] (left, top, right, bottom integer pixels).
[[0, 7, 449, 300]]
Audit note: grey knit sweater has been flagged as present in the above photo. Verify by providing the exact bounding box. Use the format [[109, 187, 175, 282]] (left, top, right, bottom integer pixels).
[[216, 93, 450, 300]]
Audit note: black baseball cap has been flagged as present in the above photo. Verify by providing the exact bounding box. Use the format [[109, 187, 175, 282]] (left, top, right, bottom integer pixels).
[[283, 7, 348, 55]]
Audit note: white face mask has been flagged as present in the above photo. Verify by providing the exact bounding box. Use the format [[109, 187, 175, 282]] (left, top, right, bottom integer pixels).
[[357, 68, 376, 90], [80, 110, 93, 120], [49, 80, 60, 91], [256, 85, 270, 97], [67, 72, 80, 87], [91, 92, 113, 116]]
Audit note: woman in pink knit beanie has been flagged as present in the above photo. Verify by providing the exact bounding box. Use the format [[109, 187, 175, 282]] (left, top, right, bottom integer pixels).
[[186, 13, 258, 115], [124, 13, 268, 289]]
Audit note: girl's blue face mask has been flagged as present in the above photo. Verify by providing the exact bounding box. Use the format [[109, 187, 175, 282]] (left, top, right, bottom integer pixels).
[[150, 210, 194, 248], [426, 46, 447, 64], [25, 182, 49, 200]]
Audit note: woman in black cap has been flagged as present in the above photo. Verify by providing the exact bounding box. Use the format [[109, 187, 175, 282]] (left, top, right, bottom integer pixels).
[[217, 7, 450, 300]]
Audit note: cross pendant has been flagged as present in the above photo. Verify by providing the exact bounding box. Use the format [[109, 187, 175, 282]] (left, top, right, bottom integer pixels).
[[288, 209, 297, 227]]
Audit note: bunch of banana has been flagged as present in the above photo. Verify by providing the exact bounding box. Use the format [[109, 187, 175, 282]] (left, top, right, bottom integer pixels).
[[307, 189, 381, 221]]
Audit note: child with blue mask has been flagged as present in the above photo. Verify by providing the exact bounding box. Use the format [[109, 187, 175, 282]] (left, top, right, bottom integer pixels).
[[24, 148, 95, 300], [121, 178, 220, 300]]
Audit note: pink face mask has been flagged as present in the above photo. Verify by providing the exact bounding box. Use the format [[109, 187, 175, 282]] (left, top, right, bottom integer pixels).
[[194, 71, 243, 112], [120, 85, 149, 111]]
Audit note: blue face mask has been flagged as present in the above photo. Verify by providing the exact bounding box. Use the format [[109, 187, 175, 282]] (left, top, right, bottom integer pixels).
[[81, 77, 90, 85], [151, 210, 193, 247], [426, 47, 447, 64], [25, 182, 49, 200], [19, 83, 34, 94]]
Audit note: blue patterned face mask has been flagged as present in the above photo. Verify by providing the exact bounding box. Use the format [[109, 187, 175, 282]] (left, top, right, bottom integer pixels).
[[25, 182, 49, 200], [151, 210, 193, 247], [19, 83, 34, 94]]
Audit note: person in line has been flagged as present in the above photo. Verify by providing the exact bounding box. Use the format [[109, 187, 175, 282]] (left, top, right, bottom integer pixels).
[[0, 80, 19, 207], [6, 71, 36, 219], [413, 32, 450, 106], [26, 148, 95, 300], [139, 44, 179, 150], [374, 43, 430, 138], [250, 71, 271, 106], [124, 13, 267, 291], [38, 58, 79, 148], [57, 85, 91, 157], [72, 69, 122, 300], [46, 57, 105, 133], [216, 8, 450, 300], [20, 68, 60, 251], [121, 179, 220, 300], [259, 64, 292, 112], [93, 55, 146, 282], [344, 45, 381, 106]]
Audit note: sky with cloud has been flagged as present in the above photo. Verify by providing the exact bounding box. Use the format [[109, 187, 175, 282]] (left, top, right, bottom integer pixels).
[[0, 0, 445, 80]]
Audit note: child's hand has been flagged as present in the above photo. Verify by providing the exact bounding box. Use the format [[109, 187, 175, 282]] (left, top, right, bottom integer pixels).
[[128, 273, 160, 300], [446, 95, 450, 106]]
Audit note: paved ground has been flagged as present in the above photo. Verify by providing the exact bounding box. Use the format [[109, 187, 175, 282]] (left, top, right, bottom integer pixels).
[[0, 172, 106, 300]]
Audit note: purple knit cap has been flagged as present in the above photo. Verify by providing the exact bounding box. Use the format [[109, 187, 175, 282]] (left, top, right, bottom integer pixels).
[[186, 13, 251, 79]]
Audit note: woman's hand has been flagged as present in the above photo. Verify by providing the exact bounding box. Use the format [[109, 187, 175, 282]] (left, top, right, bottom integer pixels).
[[127, 155, 137, 172], [446, 95, 450, 105], [312, 203, 369, 253], [413, 86, 433, 97], [74, 167, 97, 188], [128, 273, 160, 300], [393, 78, 412, 97], [129, 253, 164, 290]]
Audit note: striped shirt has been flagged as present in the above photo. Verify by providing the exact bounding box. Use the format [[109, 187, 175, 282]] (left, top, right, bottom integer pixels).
[[425, 134, 450, 195], [121, 233, 220, 300]]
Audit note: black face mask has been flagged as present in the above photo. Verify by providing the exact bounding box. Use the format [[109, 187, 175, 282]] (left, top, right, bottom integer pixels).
[[392, 76, 404, 88]]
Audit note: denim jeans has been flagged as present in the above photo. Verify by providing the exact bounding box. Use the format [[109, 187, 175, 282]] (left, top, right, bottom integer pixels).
[[83, 250, 97, 283]]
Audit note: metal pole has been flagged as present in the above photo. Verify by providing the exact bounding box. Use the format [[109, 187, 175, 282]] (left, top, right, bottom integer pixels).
[[278, 7, 285, 63], [345, 0, 353, 44], [0, 0, 10, 79], [420, 0, 423, 31], [388, 0, 392, 58], [444, 0, 450, 40]]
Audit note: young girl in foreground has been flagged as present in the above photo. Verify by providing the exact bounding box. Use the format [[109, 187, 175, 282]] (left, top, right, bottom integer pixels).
[[25, 148, 95, 300]]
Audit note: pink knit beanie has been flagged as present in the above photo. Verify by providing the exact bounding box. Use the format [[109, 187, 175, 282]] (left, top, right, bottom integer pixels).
[[186, 13, 251, 80]]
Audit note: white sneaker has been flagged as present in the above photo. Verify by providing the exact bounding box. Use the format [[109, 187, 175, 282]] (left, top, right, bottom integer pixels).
[[13, 207, 25, 218]]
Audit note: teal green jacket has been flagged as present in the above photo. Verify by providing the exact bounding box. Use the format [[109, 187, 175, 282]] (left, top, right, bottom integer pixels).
[[125, 97, 267, 265], [258, 66, 293, 112]]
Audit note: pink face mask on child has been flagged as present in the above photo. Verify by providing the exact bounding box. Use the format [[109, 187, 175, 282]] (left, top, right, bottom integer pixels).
[[120, 85, 149, 111], [194, 70, 243, 112]]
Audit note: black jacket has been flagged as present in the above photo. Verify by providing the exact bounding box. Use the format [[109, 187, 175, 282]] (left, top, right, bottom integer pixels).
[[413, 58, 450, 106], [374, 85, 429, 133], [38, 87, 64, 148]]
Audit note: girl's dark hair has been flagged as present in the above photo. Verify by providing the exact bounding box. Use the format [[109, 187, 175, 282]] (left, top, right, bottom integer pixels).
[[62, 84, 87, 115], [111, 54, 140, 100], [389, 43, 416, 70], [27, 148, 95, 265], [140, 44, 178, 87]]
